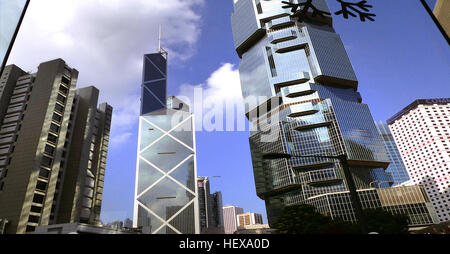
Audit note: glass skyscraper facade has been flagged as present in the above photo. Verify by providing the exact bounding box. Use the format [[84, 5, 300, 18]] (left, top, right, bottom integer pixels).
[[0, 0, 29, 77], [231, 0, 435, 227], [133, 52, 200, 234], [375, 122, 410, 186]]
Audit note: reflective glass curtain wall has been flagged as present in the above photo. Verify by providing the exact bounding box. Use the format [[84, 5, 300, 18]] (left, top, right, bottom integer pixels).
[[375, 122, 410, 186], [231, 0, 435, 226], [0, 0, 29, 78], [133, 52, 199, 234]]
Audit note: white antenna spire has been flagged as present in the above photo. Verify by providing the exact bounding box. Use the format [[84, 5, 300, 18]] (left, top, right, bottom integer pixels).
[[158, 24, 162, 53], [157, 24, 168, 57]]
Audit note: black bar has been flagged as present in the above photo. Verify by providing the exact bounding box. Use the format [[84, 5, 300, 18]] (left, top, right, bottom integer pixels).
[[337, 155, 367, 234], [420, 0, 450, 45], [0, 0, 30, 79]]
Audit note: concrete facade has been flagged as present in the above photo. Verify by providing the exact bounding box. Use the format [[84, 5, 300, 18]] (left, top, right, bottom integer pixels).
[[0, 59, 112, 234]]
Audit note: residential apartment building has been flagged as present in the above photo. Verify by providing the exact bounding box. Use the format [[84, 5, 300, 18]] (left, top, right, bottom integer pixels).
[[0, 59, 112, 234], [388, 98, 450, 223], [237, 212, 263, 227]]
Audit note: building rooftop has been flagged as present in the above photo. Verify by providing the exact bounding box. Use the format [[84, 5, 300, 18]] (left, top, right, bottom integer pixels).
[[387, 98, 450, 125]]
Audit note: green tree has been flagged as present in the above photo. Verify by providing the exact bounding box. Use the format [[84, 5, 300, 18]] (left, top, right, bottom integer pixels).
[[273, 205, 356, 234], [362, 208, 409, 234], [273, 205, 409, 234]]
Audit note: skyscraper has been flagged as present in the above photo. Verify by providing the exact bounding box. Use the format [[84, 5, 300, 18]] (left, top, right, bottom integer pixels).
[[231, 0, 436, 227], [197, 177, 224, 233], [0, 0, 30, 78], [375, 122, 410, 186], [133, 49, 199, 234], [388, 98, 450, 223], [223, 205, 243, 234], [0, 59, 112, 234]]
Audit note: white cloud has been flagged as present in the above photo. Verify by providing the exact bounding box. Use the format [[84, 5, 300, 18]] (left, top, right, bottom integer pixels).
[[178, 63, 243, 109], [110, 132, 134, 147], [177, 63, 249, 131], [8, 0, 205, 144]]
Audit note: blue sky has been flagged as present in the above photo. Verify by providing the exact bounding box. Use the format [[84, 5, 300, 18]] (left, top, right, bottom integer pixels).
[[7, 0, 450, 224], [102, 0, 450, 223]]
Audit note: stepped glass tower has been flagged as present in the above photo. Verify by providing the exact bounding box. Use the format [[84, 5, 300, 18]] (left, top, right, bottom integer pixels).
[[133, 47, 200, 234], [231, 0, 436, 227]]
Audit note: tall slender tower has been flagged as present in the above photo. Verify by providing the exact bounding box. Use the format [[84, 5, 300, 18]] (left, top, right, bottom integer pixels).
[[231, 0, 436, 227], [133, 39, 199, 234]]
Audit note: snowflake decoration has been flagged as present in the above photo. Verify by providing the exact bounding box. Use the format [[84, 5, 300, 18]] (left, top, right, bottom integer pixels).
[[282, 0, 331, 23], [335, 0, 376, 22]]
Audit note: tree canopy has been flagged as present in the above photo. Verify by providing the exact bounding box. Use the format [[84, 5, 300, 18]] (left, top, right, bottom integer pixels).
[[273, 205, 409, 234]]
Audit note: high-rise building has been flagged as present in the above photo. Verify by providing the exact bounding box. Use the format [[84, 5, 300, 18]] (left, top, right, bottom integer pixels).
[[375, 122, 410, 186], [133, 49, 199, 234], [387, 98, 450, 223], [0, 59, 112, 234], [223, 205, 243, 234], [0, 0, 30, 78], [237, 212, 263, 227], [231, 0, 436, 227], [433, 0, 450, 38], [197, 177, 224, 233]]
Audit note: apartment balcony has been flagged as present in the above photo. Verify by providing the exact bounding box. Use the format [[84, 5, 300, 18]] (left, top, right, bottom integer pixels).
[[9, 95, 27, 104], [0, 157, 8, 167], [16, 77, 33, 86], [2, 114, 22, 124], [0, 145, 12, 156], [0, 124, 19, 135], [0, 135, 16, 145], [6, 104, 25, 114], [12, 86, 31, 96]]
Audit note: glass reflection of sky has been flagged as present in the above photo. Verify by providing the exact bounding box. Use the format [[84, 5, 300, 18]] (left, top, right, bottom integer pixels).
[[0, 0, 27, 66]]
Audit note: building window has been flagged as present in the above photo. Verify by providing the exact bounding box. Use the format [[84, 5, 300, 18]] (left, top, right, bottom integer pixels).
[[39, 167, 51, 179], [55, 103, 64, 113], [32, 194, 45, 204], [57, 94, 66, 103], [42, 156, 53, 167], [44, 144, 55, 156], [36, 180, 48, 192], [47, 133, 58, 144], [52, 113, 62, 123], [50, 123, 60, 133], [59, 85, 68, 95]]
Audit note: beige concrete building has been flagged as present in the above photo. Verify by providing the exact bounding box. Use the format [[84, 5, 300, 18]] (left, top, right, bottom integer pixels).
[[0, 59, 112, 234], [388, 99, 450, 223], [237, 212, 263, 227], [434, 0, 450, 38]]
